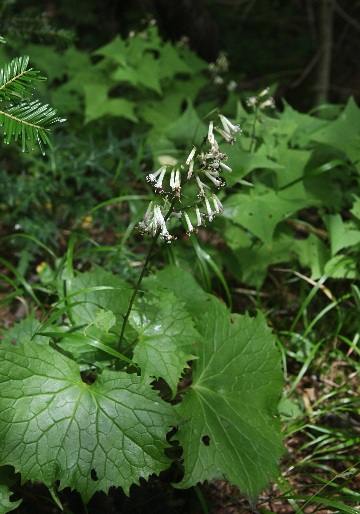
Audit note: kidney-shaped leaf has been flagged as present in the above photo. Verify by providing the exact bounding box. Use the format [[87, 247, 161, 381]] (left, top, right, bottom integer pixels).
[[0, 342, 178, 503], [175, 297, 284, 500]]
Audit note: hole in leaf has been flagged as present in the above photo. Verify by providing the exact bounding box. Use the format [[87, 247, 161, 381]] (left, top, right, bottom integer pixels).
[[90, 468, 98, 481], [80, 371, 97, 385], [201, 435, 210, 446]]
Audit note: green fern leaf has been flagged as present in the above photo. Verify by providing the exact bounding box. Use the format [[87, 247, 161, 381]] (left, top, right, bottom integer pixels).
[[0, 99, 65, 153], [0, 56, 45, 101]]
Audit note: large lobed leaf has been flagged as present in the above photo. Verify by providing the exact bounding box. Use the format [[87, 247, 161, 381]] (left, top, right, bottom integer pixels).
[[0, 342, 178, 503], [175, 296, 284, 500], [130, 291, 199, 397]]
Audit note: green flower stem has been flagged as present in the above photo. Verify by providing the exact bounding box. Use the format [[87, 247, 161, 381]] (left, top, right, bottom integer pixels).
[[249, 104, 259, 153], [117, 194, 179, 354]]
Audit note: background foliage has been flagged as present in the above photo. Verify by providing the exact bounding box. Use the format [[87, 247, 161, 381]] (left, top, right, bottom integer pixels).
[[0, 1, 359, 513]]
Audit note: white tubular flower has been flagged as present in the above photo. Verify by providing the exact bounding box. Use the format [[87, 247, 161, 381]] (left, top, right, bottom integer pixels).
[[227, 80, 237, 92], [204, 196, 215, 221], [154, 167, 167, 191], [259, 86, 270, 97], [259, 98, 275, 109], [214, 126, 236, 145], [195, 207, 204, 227], [153, 204, 165, 227], [204, 170, 224, 188], [147, 166, 166, 183], [184, 211, 196, 234], [170, 170, 176, 190], [170, 169, 181, 197], [212, 194, 224, 213], [185, 146, 196, 166], [208, 120, 215, 146], [219, 161, 232, 173], [246, 96, 257, 107], [210, 137, 220, 155], [196, 175, 210, 197], [219, 114, 241, 134], [174, 169, 181, 190], [143, 201, 154, 224], [187, 159, 194, 179], [138, 202, 157, 235], [154, 205, 175, 242]]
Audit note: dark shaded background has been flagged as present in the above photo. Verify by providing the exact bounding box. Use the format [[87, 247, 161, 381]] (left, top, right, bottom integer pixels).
[[8, 0, 358, 110]]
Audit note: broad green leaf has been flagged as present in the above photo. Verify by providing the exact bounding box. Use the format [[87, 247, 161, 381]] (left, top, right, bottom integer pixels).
[[175, 298, 284, 499], [0, 485, 21, 514], [144, 265, 211, 319], [63, 267, 132, 327], [84, 83, 138, 123], [222, 229, 296, 287], [129, 292, 199, 397], [94, 35, 127, 66], [140, 76, 208, 131], [292, 233, 329, 279], [270, 147, 311, 190], [324, 214, 360, 255], [310, 97, 360, 169], [223, 188, 309, 244], [225, 144, 283, 183], [350, 194, 360, 220], [86, 308, 116, 334], [135, 53, 162, 94], [163, 101, 207, 145], [324, 255, 358, 279], [158, 43, 192, 79], [279, 101, 329, 148], [0, 314, 49, 346], [0, 342, 178, 503]]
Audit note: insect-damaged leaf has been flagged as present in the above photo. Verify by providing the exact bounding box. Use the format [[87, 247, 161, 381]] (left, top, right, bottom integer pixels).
[[175, 297, 284, 500], [0, 342, 178, 503]]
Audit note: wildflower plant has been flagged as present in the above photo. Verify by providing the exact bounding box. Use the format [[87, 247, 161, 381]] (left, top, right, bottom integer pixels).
[[138, 114, 239, 243], [0, 87, 284, 508]]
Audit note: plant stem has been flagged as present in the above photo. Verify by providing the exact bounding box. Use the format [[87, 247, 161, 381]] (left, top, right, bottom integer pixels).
[[117, 195, 179, 354], [249, 105, 258, 153]]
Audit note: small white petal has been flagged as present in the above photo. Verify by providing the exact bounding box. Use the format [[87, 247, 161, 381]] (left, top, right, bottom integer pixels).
[[259, 86, 270, 97], [212, 194, 224, 213], [214, 126, 236, 145], [185, 146, 196, 166], [205, 171, 224, 187], [204, 197, 215, 221], [195, 207, 203, 226], [184, 212, 195, 234], [154, 167, 167, 190], [147, 166, 165, 183], [219, 161, 232, 172], [187, 160, 194, 179], [196, 175, 210, 196], [208, 121, 215, 146]]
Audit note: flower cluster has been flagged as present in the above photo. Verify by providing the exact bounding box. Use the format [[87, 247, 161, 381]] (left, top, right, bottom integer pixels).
[[137, 201, 176, 243], [138, 114, 241, 242], [246, 87, 275, 111]]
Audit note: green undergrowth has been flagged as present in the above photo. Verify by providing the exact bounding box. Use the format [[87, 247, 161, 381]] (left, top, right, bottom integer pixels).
[[0, 19, 359, 514]]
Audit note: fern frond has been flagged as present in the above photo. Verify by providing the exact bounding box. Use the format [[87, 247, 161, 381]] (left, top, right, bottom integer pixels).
[[0, 56, 45, 101], [0, 100, 65, 154]]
